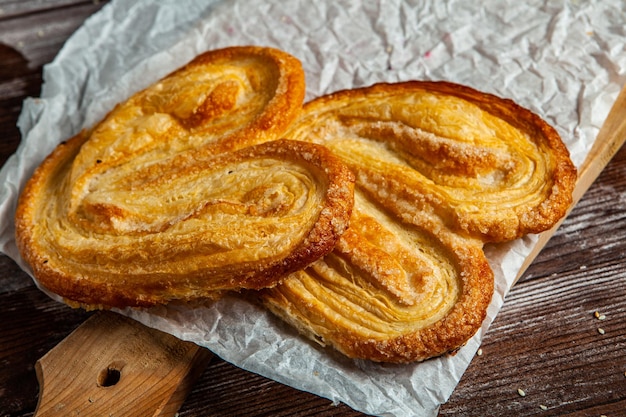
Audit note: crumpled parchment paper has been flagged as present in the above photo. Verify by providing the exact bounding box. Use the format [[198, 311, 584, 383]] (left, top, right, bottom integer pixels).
[[1, 0, 624, 415]]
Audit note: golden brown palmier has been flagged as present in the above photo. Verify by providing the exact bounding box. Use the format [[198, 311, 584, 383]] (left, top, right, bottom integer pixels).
[[281, 81, 577, 242], [261, 81, 577, 362], [15, 46, 356, 308]]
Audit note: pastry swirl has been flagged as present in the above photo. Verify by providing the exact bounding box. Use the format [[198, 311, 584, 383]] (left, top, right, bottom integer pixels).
[[280, 81, 577, 242], [261, 81, 577, 362], [15, 46, 355, 308]]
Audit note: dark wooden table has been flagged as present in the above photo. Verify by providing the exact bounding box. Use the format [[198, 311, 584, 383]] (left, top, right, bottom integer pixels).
[[1, 2, 624, 416]]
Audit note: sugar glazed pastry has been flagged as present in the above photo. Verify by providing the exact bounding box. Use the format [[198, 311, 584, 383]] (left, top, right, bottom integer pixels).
[[15, 46, 355, 308], [260, 81, 577, 363]]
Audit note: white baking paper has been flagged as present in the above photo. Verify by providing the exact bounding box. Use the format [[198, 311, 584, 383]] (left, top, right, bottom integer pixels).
[[1, 0, 624, 415]]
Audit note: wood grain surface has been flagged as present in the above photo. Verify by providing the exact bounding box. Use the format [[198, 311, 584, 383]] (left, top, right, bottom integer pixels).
[[1, 2, 624, 416], [34, 311, 212, 417]]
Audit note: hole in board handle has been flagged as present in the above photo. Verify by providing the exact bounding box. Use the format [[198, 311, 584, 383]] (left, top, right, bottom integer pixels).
[[97, 360, 125, 387]]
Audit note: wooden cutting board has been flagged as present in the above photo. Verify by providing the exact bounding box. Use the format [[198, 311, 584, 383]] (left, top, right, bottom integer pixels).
[[34, 311, 212, 417], [34, 85, 626, 417]]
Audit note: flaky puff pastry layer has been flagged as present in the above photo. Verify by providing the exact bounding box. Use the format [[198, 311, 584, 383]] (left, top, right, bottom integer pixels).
[[261, 81, 577, 362], [15, 46, 355, 308]]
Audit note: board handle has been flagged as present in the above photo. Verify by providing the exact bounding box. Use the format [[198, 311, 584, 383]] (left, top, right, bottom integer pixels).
[[34, 311, 212, 417]]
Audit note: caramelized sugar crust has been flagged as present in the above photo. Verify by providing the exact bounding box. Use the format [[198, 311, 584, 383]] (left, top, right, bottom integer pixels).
[[261, 81, 577, 362], [15, 46, 355, 308]]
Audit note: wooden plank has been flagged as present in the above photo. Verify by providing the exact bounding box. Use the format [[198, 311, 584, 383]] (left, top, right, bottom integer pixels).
[[0, 2, 110, 69], [0, 1, 110, 166], [0, 0, 105, 20], [440, 263, 626, 416]]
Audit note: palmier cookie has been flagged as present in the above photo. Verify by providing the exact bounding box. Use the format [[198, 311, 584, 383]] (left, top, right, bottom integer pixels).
[[260, 81, 577, 362], [15, 46, 355, 308]]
